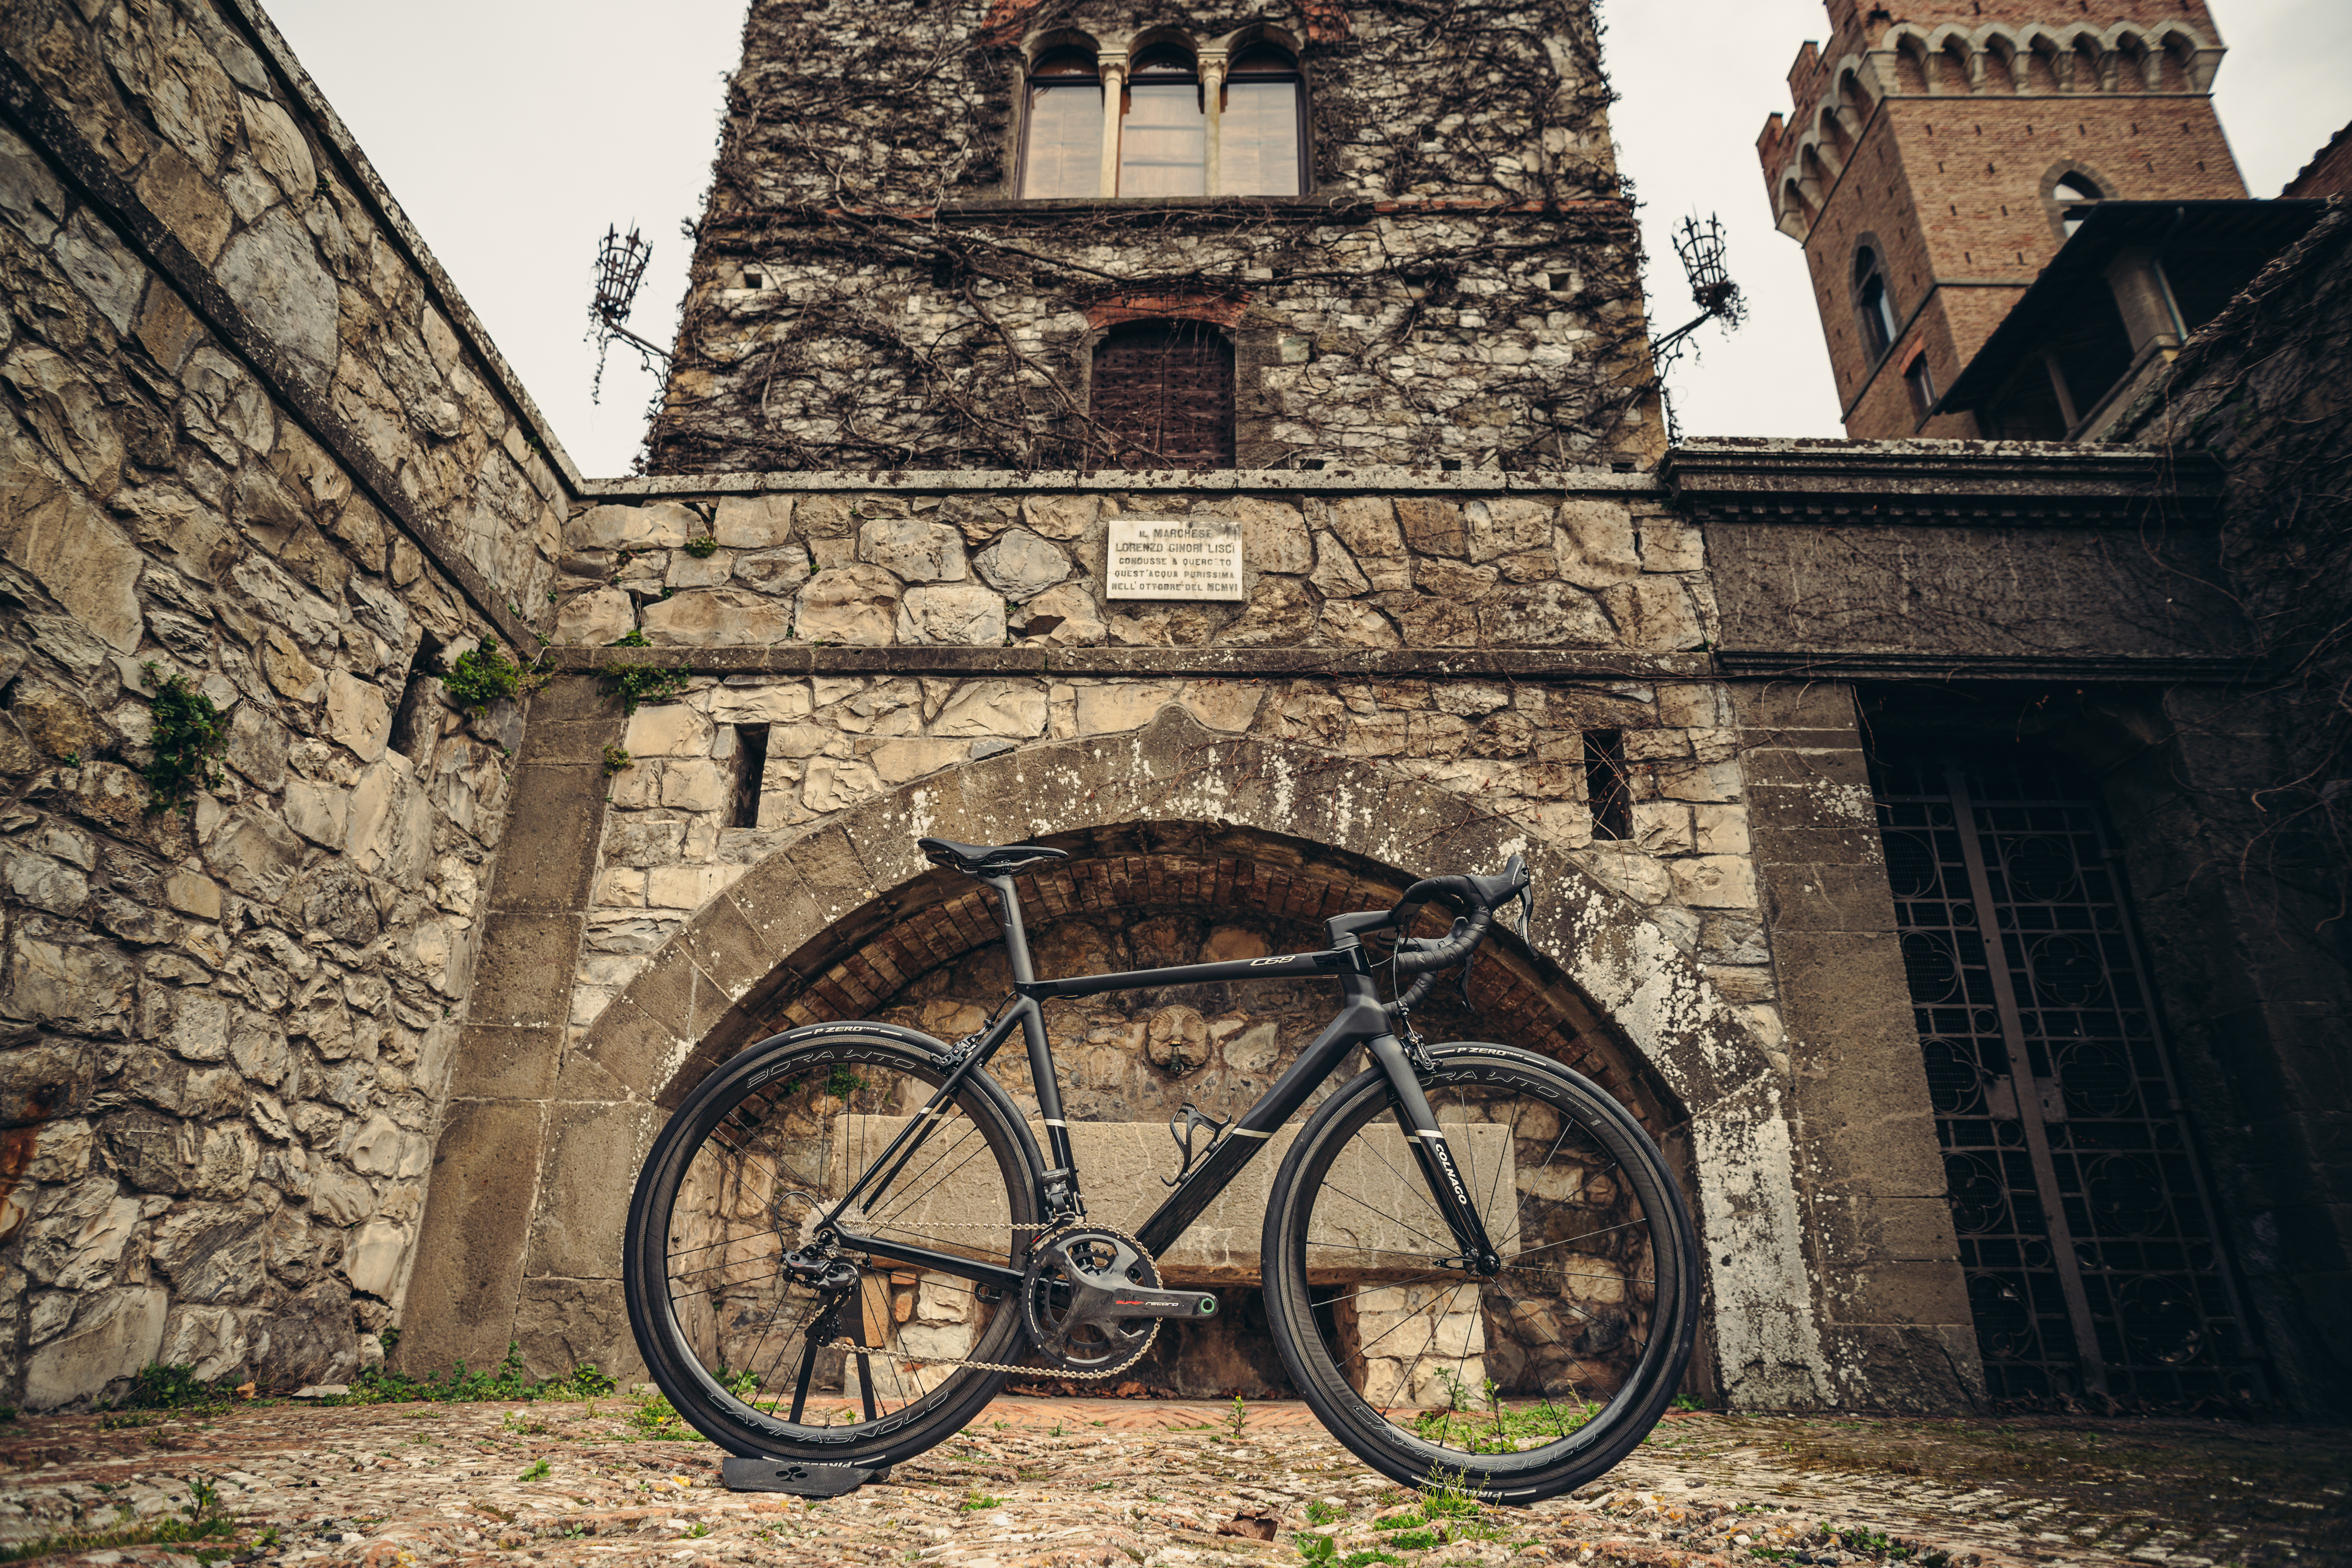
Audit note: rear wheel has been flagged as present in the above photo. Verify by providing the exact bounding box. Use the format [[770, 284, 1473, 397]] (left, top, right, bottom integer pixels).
[[1262, 1044, 1698, 1502], [623, 1027, 1040, 1465]]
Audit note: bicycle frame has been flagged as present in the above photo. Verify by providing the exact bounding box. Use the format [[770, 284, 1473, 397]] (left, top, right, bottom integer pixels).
[[816, 872, 1503, 1293]]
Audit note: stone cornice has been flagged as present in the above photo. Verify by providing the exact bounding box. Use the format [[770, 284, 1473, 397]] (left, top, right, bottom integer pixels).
[[1662, 439, 2224, 525], [548, 646, 1715, 681], [583, 466, 1663, 500]]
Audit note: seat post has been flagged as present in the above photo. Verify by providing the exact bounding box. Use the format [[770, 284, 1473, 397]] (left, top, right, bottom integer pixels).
[[983, 874, 1038, 986]]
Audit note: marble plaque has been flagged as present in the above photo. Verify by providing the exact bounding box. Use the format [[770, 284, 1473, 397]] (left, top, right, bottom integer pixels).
[[1104, 518, 1245, 601]]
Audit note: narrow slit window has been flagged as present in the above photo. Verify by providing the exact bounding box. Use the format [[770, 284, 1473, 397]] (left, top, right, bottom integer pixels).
[[1220, 44, 1304, 196], [386, 631, 446, 768], [1021, 49, 1104, 198], [733, 723, 771, 830], [1585, 730, 1631, 841]]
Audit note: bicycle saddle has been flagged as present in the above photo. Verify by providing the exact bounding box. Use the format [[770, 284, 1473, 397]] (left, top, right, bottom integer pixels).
[[917, 837, 1071, 877]]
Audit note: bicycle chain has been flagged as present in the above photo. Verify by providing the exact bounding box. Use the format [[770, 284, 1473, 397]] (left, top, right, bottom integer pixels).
[[819, 1221, 1160, 1381]]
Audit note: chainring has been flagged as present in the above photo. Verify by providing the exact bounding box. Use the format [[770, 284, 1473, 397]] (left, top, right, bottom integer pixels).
[[1019, 1226, 1162, 1376]]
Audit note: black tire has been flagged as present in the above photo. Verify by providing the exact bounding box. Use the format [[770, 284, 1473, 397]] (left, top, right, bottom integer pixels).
[[623, 1026, 1042, 1466], [1261, 1043, 1698, 1503]]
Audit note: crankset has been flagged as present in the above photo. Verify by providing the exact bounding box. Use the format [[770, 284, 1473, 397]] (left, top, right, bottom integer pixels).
[[1020, 1227, 1217, 1376]]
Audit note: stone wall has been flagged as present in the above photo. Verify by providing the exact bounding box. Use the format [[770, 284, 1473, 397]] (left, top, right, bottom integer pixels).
[[0, 0, 572, 1407], [646, 0, 1660, 473], [2106, 204, 2352, 1412]]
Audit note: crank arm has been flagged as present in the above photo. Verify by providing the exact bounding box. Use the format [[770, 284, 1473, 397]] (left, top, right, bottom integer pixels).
[[1104, 1288, 1220, 1320]]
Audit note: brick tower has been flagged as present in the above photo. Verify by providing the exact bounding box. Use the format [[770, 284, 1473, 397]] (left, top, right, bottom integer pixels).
[[1758, 1, 2247, 439]]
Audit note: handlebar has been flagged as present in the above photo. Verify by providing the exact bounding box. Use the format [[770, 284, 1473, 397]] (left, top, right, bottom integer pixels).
[[1384, 854, 1529, 970]]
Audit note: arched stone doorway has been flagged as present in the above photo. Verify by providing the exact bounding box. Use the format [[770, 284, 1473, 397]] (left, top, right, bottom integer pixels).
[[405, 708, 1830, 1409]]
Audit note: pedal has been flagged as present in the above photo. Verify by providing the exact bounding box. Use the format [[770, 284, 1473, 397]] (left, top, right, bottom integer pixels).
[[720, 1457, 890, 1496]]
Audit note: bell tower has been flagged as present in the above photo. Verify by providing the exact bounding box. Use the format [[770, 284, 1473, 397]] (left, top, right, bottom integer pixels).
[[1758, 1, 2247, 439]]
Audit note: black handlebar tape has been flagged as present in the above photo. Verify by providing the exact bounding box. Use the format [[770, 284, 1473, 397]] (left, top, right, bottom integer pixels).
[[1390, 904, 1494, 974]]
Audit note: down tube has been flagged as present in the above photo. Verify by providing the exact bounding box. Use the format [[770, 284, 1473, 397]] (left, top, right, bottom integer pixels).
[[1132, 995, 1389, 1258]]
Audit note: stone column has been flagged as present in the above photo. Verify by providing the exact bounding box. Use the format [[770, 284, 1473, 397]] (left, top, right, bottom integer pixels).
[[1201, 50, 1229, 195], [1734, 680, 1984, 1410], [1098, 54, 1127, 196]]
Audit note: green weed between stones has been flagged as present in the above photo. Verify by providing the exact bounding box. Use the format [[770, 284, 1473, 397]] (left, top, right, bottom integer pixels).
[[140, 663, 227, 814], [0, 1474, 239, 1565], [602, 744, 634, 776], [440, 638, 546, 716], [1295, 1469, 1504, 1566], [603, 661, 693, 714], [329, 1342, 617, 1406], [683, 537, 721, 559]]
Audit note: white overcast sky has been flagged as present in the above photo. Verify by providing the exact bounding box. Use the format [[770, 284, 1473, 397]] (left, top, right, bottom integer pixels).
[[265, 0, 2352, 476]]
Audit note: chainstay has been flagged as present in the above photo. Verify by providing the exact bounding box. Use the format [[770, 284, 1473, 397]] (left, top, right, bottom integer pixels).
[[821, 1222, 1160, 1381]]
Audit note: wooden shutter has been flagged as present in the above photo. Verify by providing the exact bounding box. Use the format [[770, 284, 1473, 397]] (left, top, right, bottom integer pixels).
[[1091, 322, 1234, 468]]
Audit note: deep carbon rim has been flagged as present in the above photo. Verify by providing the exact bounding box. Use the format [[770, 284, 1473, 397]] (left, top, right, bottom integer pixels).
[[624, 1031, 1039, 1462], [1265, 1046, 1696, 1497]]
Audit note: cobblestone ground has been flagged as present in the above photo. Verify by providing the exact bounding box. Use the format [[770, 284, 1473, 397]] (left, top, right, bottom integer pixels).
[[1, 1397, 2344, 1568]]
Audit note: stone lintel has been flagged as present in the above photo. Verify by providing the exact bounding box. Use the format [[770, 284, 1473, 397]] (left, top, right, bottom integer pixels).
[[1663, 437, 2225, 519], [577, 466, 1663, 501], [1715, 650, 2261, 681], [551, 646, 1715, 680]]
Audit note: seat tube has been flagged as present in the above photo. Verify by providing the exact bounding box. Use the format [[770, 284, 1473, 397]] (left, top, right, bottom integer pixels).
[[985, 875, 1074, 1172], [1367, 1031, 1502, 1268]]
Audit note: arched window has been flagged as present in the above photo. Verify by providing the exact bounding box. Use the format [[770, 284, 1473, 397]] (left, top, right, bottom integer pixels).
[[1220, 43, 1305, 195], [2054, 173, 2102, 238], [1091, 320, 1234, 467], [1021, 49, 1104, 198], [1903, 352, 1939, 422], [1855, 247, 1899, 360], [1121, 45, 1205, 196]]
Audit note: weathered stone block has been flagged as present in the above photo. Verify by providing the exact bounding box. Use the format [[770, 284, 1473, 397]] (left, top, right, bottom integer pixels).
[[574, 501, 697, 549], [713, 494, 794, 548], [859, 517, 967, 581], [22, 1286, 165, 1410], [795, 566, 900, 644], [643, 587, 794, 647], [1555, 500, 1639, 589], [554, 587, 634, 646], [898, 584, 1005, 646], [973, 529, 1069, 597], [1465, 497, 1553, 564]]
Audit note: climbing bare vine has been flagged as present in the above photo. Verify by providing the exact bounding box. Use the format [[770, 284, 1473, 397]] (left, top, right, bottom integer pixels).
[[646, 0, 1661, 475], [2122, 206, 2352, 937]]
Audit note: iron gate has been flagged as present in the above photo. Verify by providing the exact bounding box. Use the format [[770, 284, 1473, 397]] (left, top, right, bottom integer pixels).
[[1873, 745, 2266, 1405]]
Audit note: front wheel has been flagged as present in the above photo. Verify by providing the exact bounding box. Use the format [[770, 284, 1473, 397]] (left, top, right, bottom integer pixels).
[[623, 1027, 1041, 1467], [1261, 1043, 1699, 1502]]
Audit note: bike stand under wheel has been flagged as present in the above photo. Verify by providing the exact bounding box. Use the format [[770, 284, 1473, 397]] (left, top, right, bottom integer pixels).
[[719, 1457, 890, 1496]]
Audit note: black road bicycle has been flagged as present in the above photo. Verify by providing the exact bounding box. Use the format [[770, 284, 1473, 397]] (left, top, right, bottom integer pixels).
[[622, 835, 1698, 1502]]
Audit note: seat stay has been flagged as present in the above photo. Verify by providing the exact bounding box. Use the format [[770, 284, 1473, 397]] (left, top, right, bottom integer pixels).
[[818, 1003, 1030, 1235]]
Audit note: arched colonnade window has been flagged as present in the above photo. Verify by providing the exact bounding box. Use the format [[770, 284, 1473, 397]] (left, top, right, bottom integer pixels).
[[1021, 35, 1306, 199]]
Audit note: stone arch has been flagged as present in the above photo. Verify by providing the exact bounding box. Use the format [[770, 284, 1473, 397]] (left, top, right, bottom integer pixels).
[[1023, 25, 1101, 65], [1816, 105, 1852, 169], [1777, 176, 1814, 239], [1889, 31, 1933, 95], [2021, 31, 2066, 93], [567, 707, 1827, 1407]]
